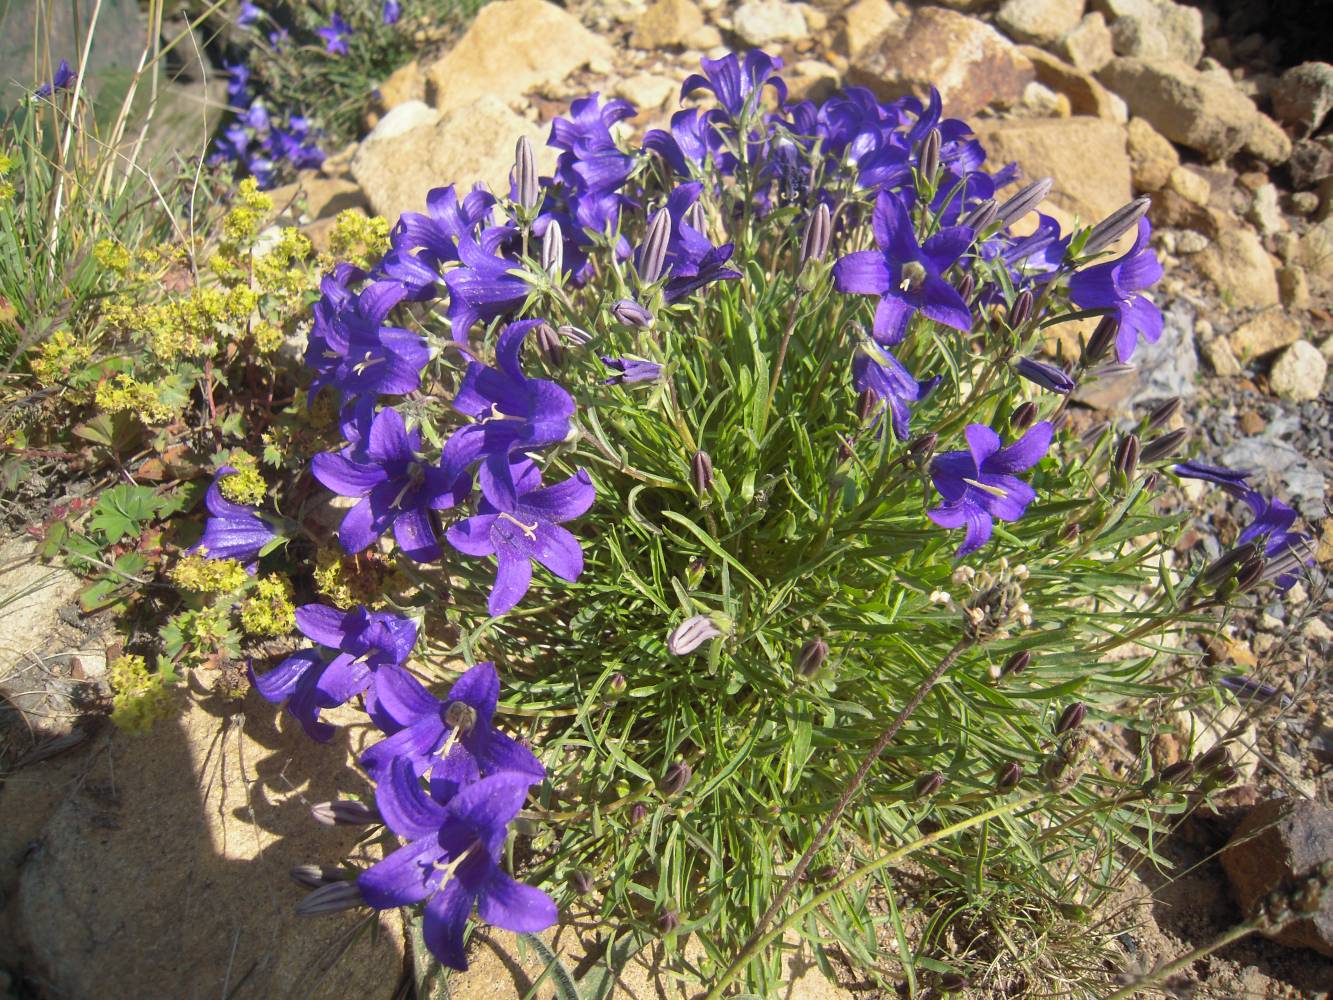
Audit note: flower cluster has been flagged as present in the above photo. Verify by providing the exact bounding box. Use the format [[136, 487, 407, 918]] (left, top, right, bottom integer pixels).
[[209, 58, 325, 188], [224, 47, 1318, 983]]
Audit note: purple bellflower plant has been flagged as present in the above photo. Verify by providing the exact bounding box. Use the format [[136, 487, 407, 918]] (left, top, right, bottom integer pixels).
[[189, 467, 278, 568], [1069, 218, 1163, 363]]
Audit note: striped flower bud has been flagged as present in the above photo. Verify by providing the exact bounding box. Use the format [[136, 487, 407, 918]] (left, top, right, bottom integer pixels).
[[1082, 315, 1118, 366], [1140, 428, 1188, 464], [1014, 356, 1074, 394], [535, 321, 564, 368], [1001, 650, 1030, 677], [961, 198, 997, 232], [1200, 542, 1259, 589], [608, 672, 627, 695], [1082, 196, 1151, 256], [514, 135, 539, 212], [1158, 760, 1195, 785], [796, 637, 829, 677], [655, 908, 680, 935], [541, 220, 564, 279], [1055, 702, 1086, 735], [856, 388, 879, 423], [690, 450, 714, 496], [1114, 433, 1140, 483], [996, 177, 1053, 226], [995, 761, 1024, 790], [638, 207, 671, 286], [611, 298, 654, 328], [571, 870, 594, 895], [1008, 289, 1034, 330], [914, 770, 945, 799], [800, 202, 832, 263], [667, 614, 721, 656], [629, 802, 648, 827], [956, 271, 976, 303], [1009, 400, 1038, 433], [1235, 555, 1265, 593], [295, 881, 365, 916], [557, 322, 592, 346], [685, 200, 706, 235], [662, 761, 692, 796], [919, 127, 941, 182], [290, 864, 356, 889], [907, 431, 938, 465], [1145, 396, 1181, 432], [311, 800, 380, 827], [1194, 745, 1230, 772]]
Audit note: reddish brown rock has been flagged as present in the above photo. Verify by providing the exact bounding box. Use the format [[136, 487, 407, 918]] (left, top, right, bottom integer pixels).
[[847, 6, 1035, 118], [1221, 798, 1333, 957]]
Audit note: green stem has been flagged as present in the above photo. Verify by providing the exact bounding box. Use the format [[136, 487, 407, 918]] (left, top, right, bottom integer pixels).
[[760, 291, 807, 432], [1100, 918, 1260, 1000]]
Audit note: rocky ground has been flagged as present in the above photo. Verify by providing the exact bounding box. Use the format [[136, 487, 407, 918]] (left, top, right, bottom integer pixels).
[[1, 0, 1330, 997]]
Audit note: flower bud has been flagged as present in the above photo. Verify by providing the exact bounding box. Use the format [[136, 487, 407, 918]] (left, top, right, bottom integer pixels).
[[995, 761, 1024, 790], [1194, 745, 1230, 772], [662, 761, 692, 796], [1212, 765, 1239, 786], [1235, 556, 1265, 594], [637, 207, 671, 286], [796, 637, 828, 677], [996, 177, 1053, 226], [1200, 542, 1259, 589], [655, 908, 680, 935], [1143, 471, 1161, 492], [514, 135, 539, 213], [667, 614, 721, 656], [1009, 400, 1038, 433], [295, 880, 365, 916], [629, 802, 648, 827], [557, 322, 591, 346], [1145, 396, 1181, 432], [611, 298, 654, 328], [939, 973, 969, 992], [1008, 289, 1034, 330], [956, 271, 976, 303], [961, 198, 997, 232], [685, 558, 706, 588], [856, 387, 879, 423], [800, 202, 832, 264], [608, 672, 627, 695], [1082, 196, 1151, 256], [1114, 433, 1140, 483], [1014, 356, 1073, 394], [290, 864, 356, 889], [1001, 650, 1030, 677], [535, 321, 564, 368], [311, 800, 380, 827], [914, 770, 945, 799], [1158, 760, 1195, 785], [919, 127, 941, 182], [1082, 315, 1118, 366], [907, 431, 938, 465], [1059, 522, 1080, 543], [541, 220, 564, 279], [690, 450, 714, 496], [1055, 702, 1086, 735], [1139, 428, 1188, 464], [571, 870, 594, 895], [685, 200, 706, 235]]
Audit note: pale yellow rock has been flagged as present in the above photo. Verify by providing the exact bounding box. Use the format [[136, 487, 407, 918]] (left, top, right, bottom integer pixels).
[[1269, 340, 1327, 402], [615, 73, 677, 112], [1202, 334, 1243, 376], [377, 58, 424, 111], [425, 0, 613, 115], [10, 696, 403, 999], [974, 116, 1131, 225], [1126, 115, 1178, 192], [1166, 165, 1211, 206], [1195, 228, 1281, 309], [837, 0, 900, 57], [631, 0, 706, 49], [1228, 306, 1302, 359], [1057, 11, 1115, 72]]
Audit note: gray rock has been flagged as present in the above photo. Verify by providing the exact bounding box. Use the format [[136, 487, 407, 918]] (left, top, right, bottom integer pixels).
[[1269, 340, 1327, 403], [996, 0, 1086, 45], [1222, 421, 1327, 520], [1056, 12, 1116, 72], [1097, 0, 1203, 66], [1272, 61, 1333, 136], [1128, 297, 1197, 405]]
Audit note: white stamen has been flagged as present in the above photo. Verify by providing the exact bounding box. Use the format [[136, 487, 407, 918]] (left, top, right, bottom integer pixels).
[[498, 511, 539, 540], [964, 477, 1009, 499]]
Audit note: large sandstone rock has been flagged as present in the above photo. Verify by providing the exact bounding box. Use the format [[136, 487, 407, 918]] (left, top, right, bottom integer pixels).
[[1195, 229, 1280, 310], [351, 97, 555, 221], [847, 6, 1035, 118], [1228, 307, 1302, 359], [1269, 341, 1327, 403], [1272, 61, 1333, 136], [1056, 11, 1115, 72], [1095, 0, 1203, 66], [996, 0, 1085, 45], [425, 0, 613, 116], [1222, 798, 1333, 957], [631, 0, 710, 49], [1242, 112, 1293, 166], [7, 697, 403, 999], [1099, 57, 1260, 161], [836, 0, 901, 58], [1020, 46, 1122, 120], [975, 117, 1131, 224], [1126, 115, 1178, 192], [732, 0, 809, 45]]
